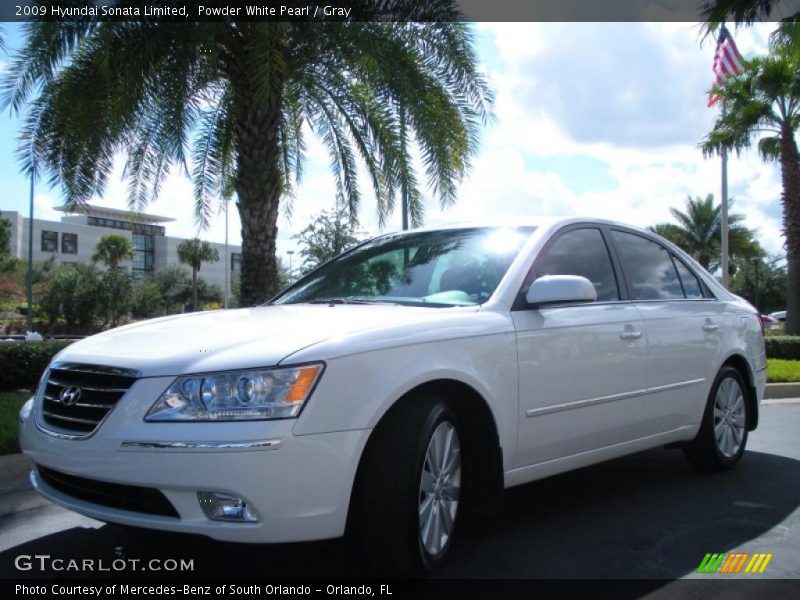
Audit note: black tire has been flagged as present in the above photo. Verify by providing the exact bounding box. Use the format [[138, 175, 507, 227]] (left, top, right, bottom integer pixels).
[[351, 396, 463, 576], [683, 366, 750, 472]]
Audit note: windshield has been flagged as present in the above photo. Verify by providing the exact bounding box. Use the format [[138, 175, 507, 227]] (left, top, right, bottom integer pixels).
[[274, 227, 535, 307]]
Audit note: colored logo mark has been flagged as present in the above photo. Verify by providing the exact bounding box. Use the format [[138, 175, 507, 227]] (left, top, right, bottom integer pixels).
[[697, 552, 773, 574]]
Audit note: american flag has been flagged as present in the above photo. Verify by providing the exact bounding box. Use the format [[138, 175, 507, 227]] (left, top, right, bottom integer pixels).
[[708, 25, 744, 107]]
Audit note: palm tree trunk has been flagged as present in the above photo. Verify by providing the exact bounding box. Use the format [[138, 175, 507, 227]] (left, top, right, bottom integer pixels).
[[231, 82, 283, 307], [192, 267, 198, 312], [780, 128, 800, 335]]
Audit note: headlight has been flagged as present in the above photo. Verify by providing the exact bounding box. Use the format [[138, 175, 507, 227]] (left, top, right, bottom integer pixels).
[[145, 363, 324, 422]]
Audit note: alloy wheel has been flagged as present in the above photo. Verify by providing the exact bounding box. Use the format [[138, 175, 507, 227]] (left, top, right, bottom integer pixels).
[[713, 377, 746, 458], [418, 421, 461, 556]]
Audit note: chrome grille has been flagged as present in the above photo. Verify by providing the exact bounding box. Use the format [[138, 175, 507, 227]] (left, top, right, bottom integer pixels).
[[39, 363, 139, 437]]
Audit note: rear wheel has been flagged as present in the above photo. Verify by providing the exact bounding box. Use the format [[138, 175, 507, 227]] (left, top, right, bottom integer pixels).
[[351, 397, 462, 575], [683, 366, 749, 471]]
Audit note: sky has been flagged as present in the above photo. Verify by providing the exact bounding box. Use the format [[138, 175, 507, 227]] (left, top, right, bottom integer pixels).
[[0, 21, 787, 265]]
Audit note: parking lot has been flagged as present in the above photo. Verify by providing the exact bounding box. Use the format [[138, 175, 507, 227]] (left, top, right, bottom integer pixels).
[[2, 403, 799, 583]]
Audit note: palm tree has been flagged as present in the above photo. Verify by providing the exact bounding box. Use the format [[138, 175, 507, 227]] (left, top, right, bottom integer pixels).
[[177, 238, 217, 312], [701, 3, 799, 58], [701, 0, 798, 24], [92, 235, 134, 269], [702, 49, 800, 335], [2, 14, 493, 305], [648, 194, 762, 272]]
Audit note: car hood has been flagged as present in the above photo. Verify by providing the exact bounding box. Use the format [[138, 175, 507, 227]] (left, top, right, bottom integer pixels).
[[53, 304, 475, 377]]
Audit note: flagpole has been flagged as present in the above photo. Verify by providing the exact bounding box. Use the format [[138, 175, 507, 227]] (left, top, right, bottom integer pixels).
[[223, 196, 229, 309], [709, 22, 740, 290], [721, 148, 730, 288], [26, 168, 34, 333]]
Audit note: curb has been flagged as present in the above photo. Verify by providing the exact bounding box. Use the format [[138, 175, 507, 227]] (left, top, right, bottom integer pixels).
[[765, 382, 800, 400], [762, 398, 800, 406]]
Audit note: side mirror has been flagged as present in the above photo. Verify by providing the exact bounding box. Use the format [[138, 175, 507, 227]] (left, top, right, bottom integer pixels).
[[525, 275, 597, 307]]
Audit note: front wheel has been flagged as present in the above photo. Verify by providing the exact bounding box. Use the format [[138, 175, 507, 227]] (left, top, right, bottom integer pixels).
[[683, 366, 749, 471], [351, 397, 462, 575]]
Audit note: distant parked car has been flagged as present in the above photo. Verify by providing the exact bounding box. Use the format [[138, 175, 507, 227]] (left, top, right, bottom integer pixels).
[[19, 218, 767, 575], [769, 311, 786, 322]]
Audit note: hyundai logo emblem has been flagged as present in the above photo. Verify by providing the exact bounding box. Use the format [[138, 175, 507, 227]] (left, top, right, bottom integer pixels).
[[59, 386, 82, 407]]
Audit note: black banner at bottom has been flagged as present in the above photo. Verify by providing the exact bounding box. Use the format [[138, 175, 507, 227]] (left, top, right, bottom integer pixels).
[[5, 579, 800, 600]]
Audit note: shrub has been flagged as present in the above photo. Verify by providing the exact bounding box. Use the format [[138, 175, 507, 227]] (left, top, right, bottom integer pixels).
[[100, 268, 133, 327], [131, 279, 165, 319], [0, 341, 73, 390], [765, 336, 800, 360], [39, 263, 104, 328]]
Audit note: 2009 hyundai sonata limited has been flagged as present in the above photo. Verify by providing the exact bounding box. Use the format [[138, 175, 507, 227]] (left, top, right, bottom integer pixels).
[[19, 218, 766, 574]]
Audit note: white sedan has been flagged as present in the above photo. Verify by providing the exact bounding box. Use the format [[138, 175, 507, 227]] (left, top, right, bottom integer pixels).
[[19, 218, 766, 575]]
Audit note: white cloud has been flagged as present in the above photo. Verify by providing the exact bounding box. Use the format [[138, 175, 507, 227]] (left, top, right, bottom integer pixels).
[[433, 22, 786, 255]]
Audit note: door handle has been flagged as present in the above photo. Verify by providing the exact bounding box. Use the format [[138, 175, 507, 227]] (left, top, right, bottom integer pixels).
[[620, 330, 643, 341], [703, 323, 720, 332]]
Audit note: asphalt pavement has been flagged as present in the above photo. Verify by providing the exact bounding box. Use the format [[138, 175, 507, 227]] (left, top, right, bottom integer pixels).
[[1, 404, 799, 586]]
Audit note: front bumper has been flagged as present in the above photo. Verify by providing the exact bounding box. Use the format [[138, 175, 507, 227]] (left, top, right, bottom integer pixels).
[[20, 376, 371, 543]]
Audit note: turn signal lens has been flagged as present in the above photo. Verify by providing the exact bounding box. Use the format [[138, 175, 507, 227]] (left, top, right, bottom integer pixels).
[[286, 365, 323, 403]]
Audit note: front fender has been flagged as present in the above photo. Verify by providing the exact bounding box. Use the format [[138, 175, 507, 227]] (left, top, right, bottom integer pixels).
[[290, 333, 519, 469]]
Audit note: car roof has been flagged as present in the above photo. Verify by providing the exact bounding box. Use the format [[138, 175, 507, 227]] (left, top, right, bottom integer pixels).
[[391, 217, 656, 238]]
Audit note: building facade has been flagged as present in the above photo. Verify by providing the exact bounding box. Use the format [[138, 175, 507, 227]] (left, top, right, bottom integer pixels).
[[1, 205, 241, 294]]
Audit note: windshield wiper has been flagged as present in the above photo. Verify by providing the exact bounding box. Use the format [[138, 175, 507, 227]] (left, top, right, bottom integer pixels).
[[307, 297, 373, 305], [307, 297, 400, 306]]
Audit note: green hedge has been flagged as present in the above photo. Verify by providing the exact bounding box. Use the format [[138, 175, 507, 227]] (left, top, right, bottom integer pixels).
[[765, 336, 800, 360], [0, 341, 73, 391]]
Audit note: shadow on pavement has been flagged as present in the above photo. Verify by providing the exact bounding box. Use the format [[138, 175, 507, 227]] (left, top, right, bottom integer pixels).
[[2, 448, 799, 581]]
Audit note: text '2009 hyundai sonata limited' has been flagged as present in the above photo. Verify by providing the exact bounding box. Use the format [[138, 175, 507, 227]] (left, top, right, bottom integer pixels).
[[19, 218, 766, 574]]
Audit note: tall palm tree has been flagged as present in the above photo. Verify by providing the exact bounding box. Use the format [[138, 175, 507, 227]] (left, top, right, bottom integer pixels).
[[177, 238, 217, 312], [701, 0, 799, 24], [2, 13, 493, 305], [92, 235, 134, 269], [701, 2, 800, 58], [648, 194, 762, 272], [703, 50, 800, 334]]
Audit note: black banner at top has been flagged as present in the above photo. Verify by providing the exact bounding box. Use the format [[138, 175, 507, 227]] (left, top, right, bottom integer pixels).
[[3, 0, 799, 23]]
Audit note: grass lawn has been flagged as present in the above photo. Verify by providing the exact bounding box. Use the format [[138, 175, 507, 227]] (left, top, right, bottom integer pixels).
[[767, 359, 800, 383], [0, 392, 29, 456]]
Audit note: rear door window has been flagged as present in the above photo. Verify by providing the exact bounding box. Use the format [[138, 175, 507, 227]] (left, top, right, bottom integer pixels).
[[611, 231, 684, 300]]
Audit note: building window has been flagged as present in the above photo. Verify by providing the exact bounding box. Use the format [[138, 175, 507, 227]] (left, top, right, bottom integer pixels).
[[87, 216, 164, 237], [231, 253, 241, 274], [132, 233, 155, 273], [41, 230, 58, 252], [61, 233, 78, 255]]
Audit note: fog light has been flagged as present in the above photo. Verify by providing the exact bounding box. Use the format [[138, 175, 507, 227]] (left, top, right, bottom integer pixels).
[[198, 492, 259, 522]]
